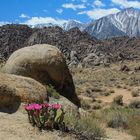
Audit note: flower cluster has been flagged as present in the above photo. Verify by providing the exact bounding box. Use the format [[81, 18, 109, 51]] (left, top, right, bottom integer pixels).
[[24, 103, 66, 131], [25, 103, 61, 111]]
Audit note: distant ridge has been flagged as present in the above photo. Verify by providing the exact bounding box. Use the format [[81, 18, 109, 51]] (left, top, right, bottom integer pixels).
[[27, 8, 140, 39], [0, 24, 140, 67]]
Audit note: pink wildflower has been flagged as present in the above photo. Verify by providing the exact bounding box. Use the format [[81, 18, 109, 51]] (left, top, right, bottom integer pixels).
[[25, 105, 34, 111], [43, 103, 51, 108], [34, 104, 42, 110], [51, 103, 62, 109]]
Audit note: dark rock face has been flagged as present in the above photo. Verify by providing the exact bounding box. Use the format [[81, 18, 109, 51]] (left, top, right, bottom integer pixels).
[[0, 24, 32, 58], [26, 27, 98, 62], [0, 25, 99, 67], [0, 24, 140, 67], [120, 65, 130, 72]]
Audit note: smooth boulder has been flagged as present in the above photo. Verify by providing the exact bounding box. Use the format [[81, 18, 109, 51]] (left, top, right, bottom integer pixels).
[[4, 44, 80, 106], [0, 73, 47, 112]]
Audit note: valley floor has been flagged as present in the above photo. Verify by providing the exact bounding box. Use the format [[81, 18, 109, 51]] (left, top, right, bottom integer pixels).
[[0, 107, 134, 140], [0, 61, 140, 140], [0, 108, 77, 140]]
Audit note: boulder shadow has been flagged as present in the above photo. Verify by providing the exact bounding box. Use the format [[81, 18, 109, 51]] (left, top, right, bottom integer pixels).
[[0, 97, 21, 114]]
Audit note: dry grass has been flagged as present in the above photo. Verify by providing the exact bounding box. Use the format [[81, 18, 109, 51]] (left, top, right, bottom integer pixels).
[[72, 62, 140, 139], [131, 89, 140, 97], [64, 112, 106, 140], [103, 106, 140, 140]]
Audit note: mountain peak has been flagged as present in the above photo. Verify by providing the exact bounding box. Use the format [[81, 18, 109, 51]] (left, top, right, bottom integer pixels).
[[120, 7, 140, 14], [123, 7, 135, 11], [63, 20, 87, 31]]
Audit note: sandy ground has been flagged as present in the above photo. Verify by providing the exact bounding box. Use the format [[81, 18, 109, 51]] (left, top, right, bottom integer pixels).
[[0, 107, 135, 140], [105, 127, 134, 140], [98, 88, 140, 105], [0, 108, 76, 140]]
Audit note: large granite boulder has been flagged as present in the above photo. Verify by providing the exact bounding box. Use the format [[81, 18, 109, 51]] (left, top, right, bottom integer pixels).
[[0, 73, 47, 112], [4, 44, 80, 106]]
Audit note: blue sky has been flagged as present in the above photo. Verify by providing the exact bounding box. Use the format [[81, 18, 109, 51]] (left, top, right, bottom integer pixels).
[[0, 0, 140, 25]]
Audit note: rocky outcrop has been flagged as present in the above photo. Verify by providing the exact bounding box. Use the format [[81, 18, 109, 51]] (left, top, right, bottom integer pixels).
[[0, 73, 47, 112], [49, 96, 79, 116], [4, 44, 80, 106], [0, 25, 98, 67], [0, 24, 140, 68], [0, 24, 32, 58], [120, 65, 130, 72]]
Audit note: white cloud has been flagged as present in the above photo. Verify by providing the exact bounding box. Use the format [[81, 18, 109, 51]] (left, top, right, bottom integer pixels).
[[24, 17, 67, 26], [19, 13, 30, 18], [56, 9, 63, 14], [62, 3, 86, 10], [94, 0, 105, 7], [78, 8, 120, 19], [0, 21, 10, 26], [112, 0, 140, 9]]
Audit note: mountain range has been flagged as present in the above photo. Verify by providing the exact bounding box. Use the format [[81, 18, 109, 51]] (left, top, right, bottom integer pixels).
[[31, 7, 140, 39], [0, 24, 140, 68], [0, 7, 140, 67]]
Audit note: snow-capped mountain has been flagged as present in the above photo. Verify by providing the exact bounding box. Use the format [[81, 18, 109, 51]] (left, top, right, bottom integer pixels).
[[30, 20, 87, 31], [28, 8, 140, 39], [29, 23, 61, 28], [85, 7, 140, 39], [109, 7, 140, 37], [62, 20, 87, 31], [85, 16, 126, 39]]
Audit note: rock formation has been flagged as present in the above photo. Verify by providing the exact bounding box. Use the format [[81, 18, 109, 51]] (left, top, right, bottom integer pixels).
[[0, 72, 47, 112], [4, 44, 80, 106]]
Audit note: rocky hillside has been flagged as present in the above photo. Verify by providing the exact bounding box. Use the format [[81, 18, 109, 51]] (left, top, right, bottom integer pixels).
[[0, 24, 32, 58], [0, 24, 140, 67], [0, 25, 99, 66]]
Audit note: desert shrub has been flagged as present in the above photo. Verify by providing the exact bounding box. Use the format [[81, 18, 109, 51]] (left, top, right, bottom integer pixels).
[[107, 112, 128, 129], [92, 98, 96, 102], [102, 105, 140, 139], [131, 90, 139, 97], [92, 103, 102, 110], [129, 100, 140, 109], [116, 85, 122, 88], [102, 91, 111, 96], [109, 90, 115, 93], [113, 95, 123, 105], [96, 100, 102, 103], [91, 87, 103, 92], [0, 60, 5, 72], [46, 84, 60, 99], [123, 86, 127, 89], [81, 99, 91, 110], [129, 115, 140, 140], [25, 103, 66, 131], [64, 113, 105, 140], [128, 76, 140, 86]]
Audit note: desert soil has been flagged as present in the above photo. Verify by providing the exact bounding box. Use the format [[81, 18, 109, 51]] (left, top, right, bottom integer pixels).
[[0, 105, 134, 140], [0, 108, 76, 140], [97, 88, 140, 105]]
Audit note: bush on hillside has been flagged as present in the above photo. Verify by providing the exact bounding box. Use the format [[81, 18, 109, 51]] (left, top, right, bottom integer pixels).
[[64, 112, 105, 140], [113, 95, 123, 106], [46, 84, 60, 99]]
